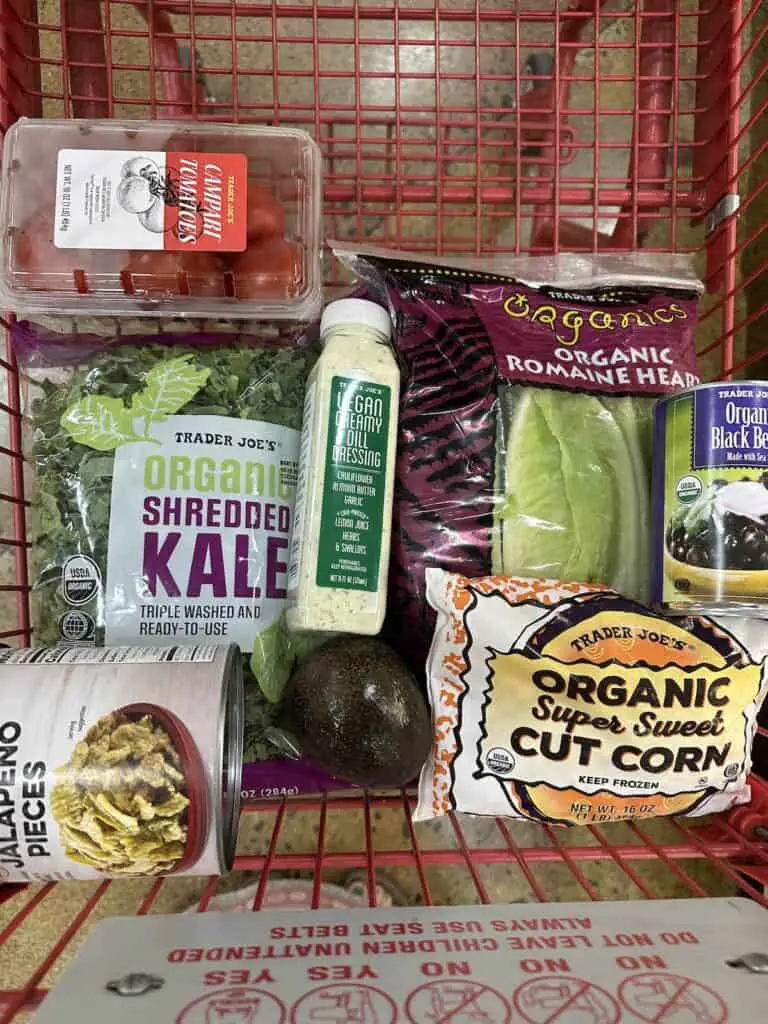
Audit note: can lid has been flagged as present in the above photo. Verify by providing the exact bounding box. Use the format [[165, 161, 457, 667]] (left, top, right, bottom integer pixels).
[[320, 298, 392, 339], [219, 645, 243, 873]]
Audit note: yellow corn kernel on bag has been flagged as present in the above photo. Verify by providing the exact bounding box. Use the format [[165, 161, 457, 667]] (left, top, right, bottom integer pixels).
[[416, 570, 768, 826]]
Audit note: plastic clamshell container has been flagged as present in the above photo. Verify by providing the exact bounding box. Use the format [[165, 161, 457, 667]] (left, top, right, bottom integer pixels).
[[0, 118, 323, 320]]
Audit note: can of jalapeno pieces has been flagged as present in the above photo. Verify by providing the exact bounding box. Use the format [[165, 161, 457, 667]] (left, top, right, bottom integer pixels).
[[0, 644, 242, 882], [652, 381, 768, 614]]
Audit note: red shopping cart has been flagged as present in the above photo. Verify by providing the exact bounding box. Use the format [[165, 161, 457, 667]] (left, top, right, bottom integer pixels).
[[0, 1, 766, 1021]]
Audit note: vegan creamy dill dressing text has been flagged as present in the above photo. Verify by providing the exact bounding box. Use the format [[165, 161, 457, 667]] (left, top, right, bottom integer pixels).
[[287, 299, 399, 634]]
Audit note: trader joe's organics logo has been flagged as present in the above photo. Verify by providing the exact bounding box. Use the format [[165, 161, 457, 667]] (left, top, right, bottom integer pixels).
[[502, 293, 689, 346]]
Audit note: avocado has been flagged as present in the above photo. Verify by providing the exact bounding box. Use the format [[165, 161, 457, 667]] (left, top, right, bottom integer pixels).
[[283, 636, 432, 788]]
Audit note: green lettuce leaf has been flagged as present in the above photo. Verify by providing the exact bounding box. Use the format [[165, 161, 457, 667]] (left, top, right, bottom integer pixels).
[[598, 395, 652, 603], [495, 386, 652, 603], [495, 389, 576, 578], [535, 389, 616, 585]]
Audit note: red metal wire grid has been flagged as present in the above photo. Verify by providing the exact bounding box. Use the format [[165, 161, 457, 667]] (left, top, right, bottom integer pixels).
[[0, 3, 745, 247], [1, 788, 768, 1022], [0, 1, 766, 1019], [0, 0, 762, 371]]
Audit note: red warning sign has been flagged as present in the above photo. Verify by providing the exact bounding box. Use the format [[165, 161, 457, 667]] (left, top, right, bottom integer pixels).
[[290, 983, 396, 1024], [513, 977, 619, 1024], [176, 987, 286, 1023], [405, 980, 510, 1024], [617, 972, 728, 1023]]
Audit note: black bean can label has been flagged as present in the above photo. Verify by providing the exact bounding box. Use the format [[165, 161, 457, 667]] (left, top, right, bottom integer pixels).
[[652, 381, 768, 613]]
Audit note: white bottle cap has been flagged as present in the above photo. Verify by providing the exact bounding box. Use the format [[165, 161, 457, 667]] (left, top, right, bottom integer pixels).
[[320, 298, 392, 341]]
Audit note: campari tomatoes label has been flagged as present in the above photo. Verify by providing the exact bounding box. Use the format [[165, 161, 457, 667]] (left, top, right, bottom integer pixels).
[[54, 148, 248, 252]]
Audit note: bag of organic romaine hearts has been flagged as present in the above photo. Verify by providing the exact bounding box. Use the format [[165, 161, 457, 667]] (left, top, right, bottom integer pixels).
[[333, 246, 703, 674]]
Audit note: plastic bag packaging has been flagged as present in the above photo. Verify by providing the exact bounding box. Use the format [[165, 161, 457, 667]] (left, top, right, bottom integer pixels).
[[333, 245, 703, 674], [14, 320, 345, 796], [416, 569, 768, 826]]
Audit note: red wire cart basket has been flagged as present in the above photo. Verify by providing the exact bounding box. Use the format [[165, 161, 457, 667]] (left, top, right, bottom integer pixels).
[[1, 0, 768, 1019]]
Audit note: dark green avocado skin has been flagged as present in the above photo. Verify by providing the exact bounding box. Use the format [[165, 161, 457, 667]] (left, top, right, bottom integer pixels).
[[283, 636, 432, 788]]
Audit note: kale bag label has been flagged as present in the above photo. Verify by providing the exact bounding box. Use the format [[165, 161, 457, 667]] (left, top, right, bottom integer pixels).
[[105, 415, 297, 647], [416, 570, 768, 826]]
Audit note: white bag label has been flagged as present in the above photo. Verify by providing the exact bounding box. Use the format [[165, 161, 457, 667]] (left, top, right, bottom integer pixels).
[[105, 414, 299, 651]]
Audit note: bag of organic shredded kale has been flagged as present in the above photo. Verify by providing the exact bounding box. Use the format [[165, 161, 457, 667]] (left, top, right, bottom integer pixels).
[[333, 246, 703, 674], [417, 569, 768, 826], [15, 322, 328, 791]]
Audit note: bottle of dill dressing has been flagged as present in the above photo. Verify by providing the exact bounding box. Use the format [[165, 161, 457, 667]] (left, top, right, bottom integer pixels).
[[287, 299, 399, 634]]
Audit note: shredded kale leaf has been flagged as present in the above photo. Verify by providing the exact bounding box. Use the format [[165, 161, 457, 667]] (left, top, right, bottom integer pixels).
[[28, 341, 318, 760], [244, 684, 284, 763]]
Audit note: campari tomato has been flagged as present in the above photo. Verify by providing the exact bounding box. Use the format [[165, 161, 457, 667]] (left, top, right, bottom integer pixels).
[[122, 250, 226, 297], [231, 237, 301, 299], [14, 207, 94, 292], [245, 183, 285, 242]]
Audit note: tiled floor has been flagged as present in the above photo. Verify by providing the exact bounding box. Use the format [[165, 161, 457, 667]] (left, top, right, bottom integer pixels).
[[1, 0, 765, 998]]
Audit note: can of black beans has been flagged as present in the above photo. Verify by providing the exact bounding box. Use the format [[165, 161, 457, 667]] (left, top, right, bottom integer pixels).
[[0, 644, 242, 883], [652, 381, 768, 614]]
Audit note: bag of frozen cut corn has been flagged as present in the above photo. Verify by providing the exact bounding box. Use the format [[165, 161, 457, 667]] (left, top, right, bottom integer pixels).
[[415, 569, 768, 826]]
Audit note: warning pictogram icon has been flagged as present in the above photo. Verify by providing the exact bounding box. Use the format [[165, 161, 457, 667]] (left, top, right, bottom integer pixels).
[[405, 980, 511, 1024], [290, 983, 396, 1024], [617, 972, 728, 1023], [513, 977, 620, 1024], [176, 987, 286, 1024]]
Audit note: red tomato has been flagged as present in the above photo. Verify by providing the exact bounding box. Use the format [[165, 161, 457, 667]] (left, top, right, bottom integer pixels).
[[122, 250, 226, 298], [245, 183, 285, 242], [231, 238, 302, 300], [14, 207, 94, 292]]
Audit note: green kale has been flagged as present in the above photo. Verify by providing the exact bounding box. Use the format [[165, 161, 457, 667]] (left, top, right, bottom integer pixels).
[[28, 340, 318, 760], [244, 683, 284, 763]]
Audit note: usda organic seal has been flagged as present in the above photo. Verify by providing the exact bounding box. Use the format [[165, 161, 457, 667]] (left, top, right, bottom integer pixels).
[[61, 554, 101, 606], [485, 747, 516, 777], [675, 474, 702, 504]]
